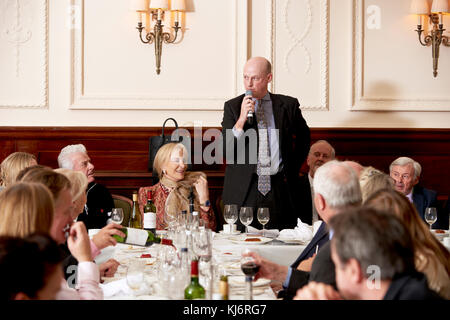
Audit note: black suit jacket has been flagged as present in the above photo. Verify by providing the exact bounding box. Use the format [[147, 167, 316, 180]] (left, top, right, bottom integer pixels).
[[297, 174, 313, 225], [77, 182, 114, 230], [283, 241, 336, 299], [221, 92, 310, 213], [291, 221, 329, 269], [413, 185, 447, 229], [383, 272, 443, 300], [277, 222, 330, 299]]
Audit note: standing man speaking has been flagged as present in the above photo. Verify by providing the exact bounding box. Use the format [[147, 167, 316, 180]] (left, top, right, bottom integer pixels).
[[221, 57, 310, 230]]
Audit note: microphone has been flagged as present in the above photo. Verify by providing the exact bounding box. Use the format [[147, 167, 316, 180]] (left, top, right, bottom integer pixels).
[[245, 90, 254, 125]]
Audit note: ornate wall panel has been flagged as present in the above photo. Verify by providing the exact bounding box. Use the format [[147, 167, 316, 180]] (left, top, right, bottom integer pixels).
[[0, 0, 48, 108]]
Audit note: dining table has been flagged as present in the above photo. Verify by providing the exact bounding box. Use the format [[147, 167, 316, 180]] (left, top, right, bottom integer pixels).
[[95, 229, 308, 300]]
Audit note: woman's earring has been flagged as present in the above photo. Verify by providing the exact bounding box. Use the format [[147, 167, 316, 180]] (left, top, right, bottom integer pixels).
[[162, 169, 166, 175]]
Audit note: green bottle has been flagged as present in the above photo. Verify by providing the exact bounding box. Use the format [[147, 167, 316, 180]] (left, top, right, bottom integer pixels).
[[184, 260, 205, 300], [113, 227, 172, 247]]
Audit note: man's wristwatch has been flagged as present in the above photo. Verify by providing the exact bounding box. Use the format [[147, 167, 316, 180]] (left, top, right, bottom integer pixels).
[[200, 200, 211, 207]]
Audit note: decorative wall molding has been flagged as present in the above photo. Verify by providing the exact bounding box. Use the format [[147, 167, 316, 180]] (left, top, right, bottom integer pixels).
[[69, 0, 248, 110], [269, 0, 329, 111], [0, 0, 48, 108], [352, 0, 450, 111]]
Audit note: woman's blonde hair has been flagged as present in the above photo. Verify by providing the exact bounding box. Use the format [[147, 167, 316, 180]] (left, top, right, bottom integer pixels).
[[0, 182, 54, 238], [0, 152, 37, 187], [365, 188, 450, 298], [54, 168, 88, 202], [17, 167, 71, 202], [153, 143, 188, 178], [359, 166, 394, 203]]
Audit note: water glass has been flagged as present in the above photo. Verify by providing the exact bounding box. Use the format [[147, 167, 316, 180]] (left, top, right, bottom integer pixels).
[[110, 208, 124, 225], [126, 258, 146, 294], [239, 207, 253, 235], [224, 204, 238, 226]]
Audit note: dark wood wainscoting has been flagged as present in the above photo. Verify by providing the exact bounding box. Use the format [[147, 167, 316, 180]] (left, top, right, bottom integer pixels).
[[1, 127, 449, 218]]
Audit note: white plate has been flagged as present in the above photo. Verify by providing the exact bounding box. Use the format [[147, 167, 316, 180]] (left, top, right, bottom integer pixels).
[[229, 236, 273, 245], [431, 230, 449, 239], [229, 287, 266, 296], [122, 245, 148, 252], [219, 230, 241, 235], [228, 276, 271, 287], [276, 237, 307, 244]]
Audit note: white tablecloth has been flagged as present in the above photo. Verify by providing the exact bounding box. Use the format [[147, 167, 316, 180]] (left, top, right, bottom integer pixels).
[[98, 239, 283, 300], [212, 233, 306, 267]]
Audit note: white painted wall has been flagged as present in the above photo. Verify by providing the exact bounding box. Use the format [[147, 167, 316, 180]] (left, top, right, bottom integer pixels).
[[0, 0, 449, 128]]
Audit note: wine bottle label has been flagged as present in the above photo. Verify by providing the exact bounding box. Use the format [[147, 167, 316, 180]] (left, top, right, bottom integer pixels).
[[126, 228, 148, 246], [143, 212, 156, 229]]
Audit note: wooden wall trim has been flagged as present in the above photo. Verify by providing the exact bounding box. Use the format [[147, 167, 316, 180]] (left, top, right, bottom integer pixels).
[[1, 127, 449, 202]]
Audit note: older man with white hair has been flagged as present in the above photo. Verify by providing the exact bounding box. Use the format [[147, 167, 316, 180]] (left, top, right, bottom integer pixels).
[[389, 156, 446, 229], [58, 144, 114, 230], [245, 160, 362, 299]]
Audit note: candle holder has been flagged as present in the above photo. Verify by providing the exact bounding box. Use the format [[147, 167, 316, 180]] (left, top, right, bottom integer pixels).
[[136, 10, 181, 75], [414, 13, 449, 77], [131, 0, 185, 75]]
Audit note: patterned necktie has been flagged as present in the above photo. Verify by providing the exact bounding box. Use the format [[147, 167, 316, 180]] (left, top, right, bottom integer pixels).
[[256, 99, 271, 196]]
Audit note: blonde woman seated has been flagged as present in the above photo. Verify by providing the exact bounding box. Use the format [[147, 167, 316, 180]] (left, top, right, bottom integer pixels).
[[365, 188, 450, 299], [359, 166, 394, 203], [16, 168, 104, 299], [0, 181, 103, 299], [138, 143, 216, 231], [0, 152, 37, 191]]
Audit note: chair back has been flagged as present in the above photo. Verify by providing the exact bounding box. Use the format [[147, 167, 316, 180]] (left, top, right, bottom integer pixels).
[[112, 194, 132, 227]]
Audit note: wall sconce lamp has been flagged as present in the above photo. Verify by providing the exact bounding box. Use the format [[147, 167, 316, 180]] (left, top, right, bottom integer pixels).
[[411, 0, 449, 77], [130, 0, 185, 74]]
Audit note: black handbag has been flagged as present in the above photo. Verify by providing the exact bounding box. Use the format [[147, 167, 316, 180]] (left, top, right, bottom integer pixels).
[[148, 118, 185, 182]]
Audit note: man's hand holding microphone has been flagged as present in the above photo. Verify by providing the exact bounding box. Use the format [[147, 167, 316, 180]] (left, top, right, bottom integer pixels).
[[235, 90, 255, 131]]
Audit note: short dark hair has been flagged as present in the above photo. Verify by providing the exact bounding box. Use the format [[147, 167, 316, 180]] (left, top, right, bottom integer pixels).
[[329, 206, 416, 280], [0, 234, 64, 300]]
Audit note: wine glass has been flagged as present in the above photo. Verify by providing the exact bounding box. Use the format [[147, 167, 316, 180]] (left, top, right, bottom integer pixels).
[[110, 208, 124, 225], [240, 249, 260, 300], [164, 193, 179, 230], [239, 207, 253, 235], [192, 228, 213, 299], [425, 207, 437, 231], [257, 207, 270, 237]]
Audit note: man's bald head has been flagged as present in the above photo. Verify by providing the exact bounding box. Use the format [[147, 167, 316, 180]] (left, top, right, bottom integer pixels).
[[243, 57, 273, 99]]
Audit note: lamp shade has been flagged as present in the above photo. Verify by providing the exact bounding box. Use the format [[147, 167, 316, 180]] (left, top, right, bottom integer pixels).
[[410, 0, 430, 14], [149, 0, 169, 9], [129, 0, 147, 11], [431, 0, 449, 13], [171, 0, 186, 11]]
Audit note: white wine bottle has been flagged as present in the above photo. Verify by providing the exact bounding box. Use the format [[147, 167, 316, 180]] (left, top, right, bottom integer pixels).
[[129, 191, 142, 229]]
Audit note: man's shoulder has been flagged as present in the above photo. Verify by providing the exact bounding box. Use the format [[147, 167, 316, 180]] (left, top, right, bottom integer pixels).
[[413, 185, 437, 198], [270, 93, 299, 105], [225, 94, 245, 106], [90, 182, 112, 196]]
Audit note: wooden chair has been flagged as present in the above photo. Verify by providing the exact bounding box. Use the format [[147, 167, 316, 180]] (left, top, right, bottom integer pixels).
[[112, 194, 132, 227]]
